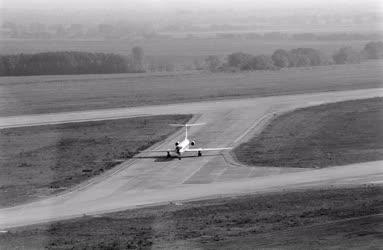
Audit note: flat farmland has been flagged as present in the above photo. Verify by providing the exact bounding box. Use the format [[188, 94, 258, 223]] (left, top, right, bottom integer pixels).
[[1, 61, 382, 116]]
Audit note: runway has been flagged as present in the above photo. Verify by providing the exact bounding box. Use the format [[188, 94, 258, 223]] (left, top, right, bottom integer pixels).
[[0, 88, 382, 229]]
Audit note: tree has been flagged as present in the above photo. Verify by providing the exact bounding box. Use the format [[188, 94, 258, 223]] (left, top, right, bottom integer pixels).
[[333, 47, 361, 64], [286, 52, 311, 67], [271, 49, 290, 68], [289, 48, 332, 66], [0, 51, 130, 76], [131, 46, 145, 72], [291, 48, 318, 66], [0, 57, 9, 75], [205, 55, 222, 72], [251, 55, 275, 70], [363, 41, 383, 59], [227, 52, 253, 70]]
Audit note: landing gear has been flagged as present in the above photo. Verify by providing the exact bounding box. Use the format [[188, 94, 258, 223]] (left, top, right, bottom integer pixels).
[[167, 151, 171, 158], [198, 151, 202, 157]]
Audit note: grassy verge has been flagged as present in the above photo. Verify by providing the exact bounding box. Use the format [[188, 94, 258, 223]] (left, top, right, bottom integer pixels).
[[202, 214, 382, 250], [0, 186, 381, 249], [0, 115, 192, 207], [1, 61, 382, 116], [234, 97, 383, 168]]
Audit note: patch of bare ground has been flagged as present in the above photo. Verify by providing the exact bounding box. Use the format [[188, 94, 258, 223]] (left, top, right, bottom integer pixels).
[[234, 97, 383, 168], [0, 115, 192, 207], [0, 186, 381, 249]]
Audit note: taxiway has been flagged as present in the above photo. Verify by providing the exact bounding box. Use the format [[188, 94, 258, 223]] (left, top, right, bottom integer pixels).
[[0, 88, 382, 229]]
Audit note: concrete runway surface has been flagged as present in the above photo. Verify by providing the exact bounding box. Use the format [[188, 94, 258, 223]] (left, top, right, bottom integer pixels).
[[0, 88, 382, 229]]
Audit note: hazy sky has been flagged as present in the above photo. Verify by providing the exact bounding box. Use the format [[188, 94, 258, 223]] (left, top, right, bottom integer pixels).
[[1, 0, 381, 11]]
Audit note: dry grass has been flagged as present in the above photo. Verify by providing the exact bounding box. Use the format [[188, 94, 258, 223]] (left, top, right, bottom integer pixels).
[[0, 114, 192, 207], [234, 97, 383, 168], [0, 185, 381, 249]]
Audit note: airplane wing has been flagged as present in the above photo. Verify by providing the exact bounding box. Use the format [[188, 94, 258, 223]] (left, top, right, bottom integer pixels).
[[185, 147, 232, 152], [144, 149, 173, 153]]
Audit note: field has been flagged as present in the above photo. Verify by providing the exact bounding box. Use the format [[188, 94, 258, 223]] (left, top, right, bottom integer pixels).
[[0, 185, 381, 249], [0, 38, 371, 65], [234, 97, 383, 168], [0, 114, 192, 207], [1, 60, 382, 116]]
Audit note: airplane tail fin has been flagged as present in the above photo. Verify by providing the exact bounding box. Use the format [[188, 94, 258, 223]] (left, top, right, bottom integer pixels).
[[169, 123, 205, 139]]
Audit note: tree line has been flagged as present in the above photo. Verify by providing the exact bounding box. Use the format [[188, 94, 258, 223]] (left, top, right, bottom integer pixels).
[[205, 41, 383, 72], [0, 47, 145, 76], [216, 32, 381, 41], [1, 41, 382, 76]]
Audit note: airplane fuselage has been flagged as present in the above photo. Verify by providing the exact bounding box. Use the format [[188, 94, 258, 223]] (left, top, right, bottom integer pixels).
[[175, 138, 190, 155]]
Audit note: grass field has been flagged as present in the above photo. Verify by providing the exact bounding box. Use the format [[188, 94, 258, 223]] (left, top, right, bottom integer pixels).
[[0, 114, 192, 207], [234, 97, 383, 168], [1, 60, 382, 116], [0, 185, 381, 249]]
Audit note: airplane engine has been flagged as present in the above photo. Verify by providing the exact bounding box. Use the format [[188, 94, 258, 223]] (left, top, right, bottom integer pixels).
[[175, 141, 180, 146], [191, 141, 195, 146]]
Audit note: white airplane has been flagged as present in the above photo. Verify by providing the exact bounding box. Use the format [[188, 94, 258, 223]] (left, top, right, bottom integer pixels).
[[148, 123, 231, 159]]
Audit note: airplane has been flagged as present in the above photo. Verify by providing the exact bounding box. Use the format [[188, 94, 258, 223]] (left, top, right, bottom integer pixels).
[[147, 123, 231, 159]]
